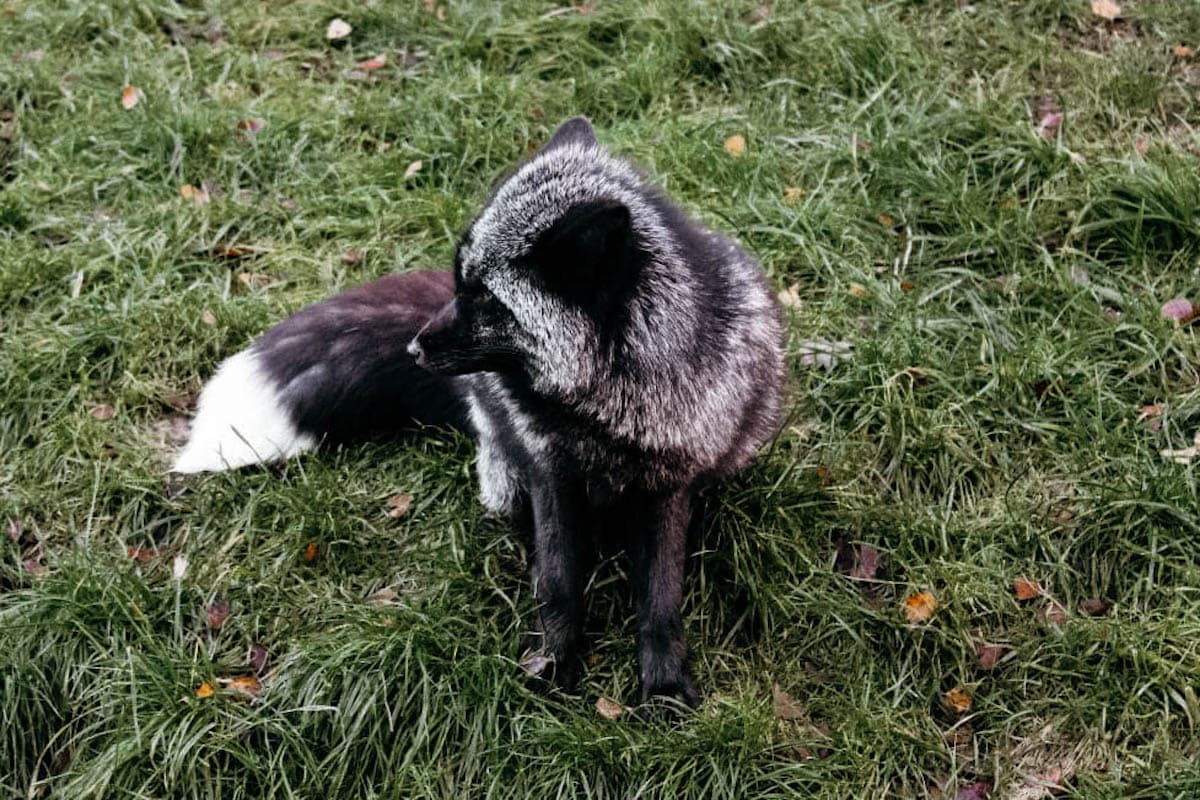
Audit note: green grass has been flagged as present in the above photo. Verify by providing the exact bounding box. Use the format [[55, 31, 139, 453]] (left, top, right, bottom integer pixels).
[[2, 0, 1200, 797]]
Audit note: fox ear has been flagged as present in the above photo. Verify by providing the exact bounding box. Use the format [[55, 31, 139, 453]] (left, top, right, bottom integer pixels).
[[542, 116, 598, 152], [533, 199, 634, 293]]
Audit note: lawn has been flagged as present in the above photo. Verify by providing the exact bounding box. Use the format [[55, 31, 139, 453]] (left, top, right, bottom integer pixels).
[[2, 0, 1200, 797]]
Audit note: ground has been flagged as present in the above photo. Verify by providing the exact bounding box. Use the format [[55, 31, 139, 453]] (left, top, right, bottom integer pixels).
[[2, 1, 1200, 798]]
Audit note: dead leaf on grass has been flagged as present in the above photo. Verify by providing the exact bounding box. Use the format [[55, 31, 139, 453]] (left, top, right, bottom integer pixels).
[[773, 684, 806, 720], [777, 283, 802, 309], [723, 134, 746, 156], [976, 642, 1004, 670], [1081, 598, 1112, 617], [1014, 577, 1041, 602], [303, 542, 318, 562], [1091, 0, 1121, 21], [956, 781, 993, 800], [248, 643, 270, 674], [905, 591, 937, 624], [386, 493, 414, 518], [365, 588, 399, 606], [356, 55, 387, 72], [946, 687, 972, 714], [206, 599, 230, 629], [89, 404, 115, 420], [326, 18, 351, 40], [220, 674, 262, 700], [121, 85, 142, 110], [195, 681, 215, 698], [595, 696, 623, 720]]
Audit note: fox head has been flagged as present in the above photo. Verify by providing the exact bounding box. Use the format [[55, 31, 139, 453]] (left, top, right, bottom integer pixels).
[[408, 117, 677, 395]]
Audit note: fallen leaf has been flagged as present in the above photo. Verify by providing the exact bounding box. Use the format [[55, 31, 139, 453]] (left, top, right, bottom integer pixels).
[[976, 643, 1003, 670], [214, 243, 254, 259], [195, 681, 215, 698], [121, 84, 142, 110], [326, 18, 352, 40], [773, 684, 806, 719], [23, 559, 47, 576], [356, 55, 387, 71], [1038, 111, 1064, 140], [365, 588, 399, 606], [900, 280, 915, 293], [127, 546, 155, 563], [303, 542, 318, 562], [783, 186, 805, 205], [1137, 404, 1162, 422], [905, 591, 937, 624], [777, 283, 802, 309], [12, 50, 44, 63], [248, 643, 270, 673], [221, 674, 262, 700], [815, 465, 832, 485], [386, 493, 414, 519], [1082, 598, 1112, 617], [723, 134, 746, 157], [1160, 431, 1200, 464], [595, 696, 623, 720], [1173, 45, 1193, 58], [1037, 600, 1068, 626], [89, 404, 115, 420], [179, 184, 210, 205], [956, 781, 992, 800], [403, 160, 423, 178], [236, 272, 274, 290], [201, 310, 217, 326], [1091, 0, 1121, 21], [848, 283, 869, 298], [877, 212, 897, 228], [1014, 577, 1041, 601], [945, 687, 972, 714], [1161, 298, 1194, 321], [206, 600, 230, 629], [849, 544, 880, 581], [341, 249, 362, 265], [235, 118, 263, 134]]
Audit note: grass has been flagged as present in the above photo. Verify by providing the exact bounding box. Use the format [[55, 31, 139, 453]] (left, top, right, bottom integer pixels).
[[2, 0, 1200, 797]]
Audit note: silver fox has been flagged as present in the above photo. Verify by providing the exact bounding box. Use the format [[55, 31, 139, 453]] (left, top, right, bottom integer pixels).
[[174, 117, 786, 709]]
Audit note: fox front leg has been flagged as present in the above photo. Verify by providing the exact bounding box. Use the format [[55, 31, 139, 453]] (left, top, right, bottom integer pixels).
[[520, 473, 590, 692], [631, 486, 700, 713]]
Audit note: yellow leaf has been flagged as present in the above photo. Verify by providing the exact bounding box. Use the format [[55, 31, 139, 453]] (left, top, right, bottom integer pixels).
[[904, 591, 937, 623], [195, 681, 215, 698], [121, 85, 142, 110], [945, 687, 972, 714], [723, 134, 746, 157], [1091, 0, 1120, 21]]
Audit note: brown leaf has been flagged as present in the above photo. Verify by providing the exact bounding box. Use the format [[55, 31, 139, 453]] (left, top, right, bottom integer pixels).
[[1174, 45, 1193, 58], [180, 183, 210, 205], [1134, 137, 1150, 156], [121, 84, 142, 110], [356, 55, 387, 72], [1137, 403, 1162, 422], [195, 681, 215, 698], [782, 185, 805, 205], [206, 599, 230, 629], [848, 544, 880, 581], [235, 118, 263, 135], [236, 272, 274, 290], [773, 684, 806, 720], [1082, 598, 1112, 617], [945, 687, 972, 714], [1091, 0, 1121, 21], [877, 212, 897, 228], [847, 283, 870, 298], [1014, 577, 1041, 601], [325, 18, 352, 40], [89, 404, 115, 420], [899, 280, 915, 293], [723, 134, 746, 157], [303, 542, 318, 562], [221, 674, 262, 700], [386, 493, 414, 519], [248, 643, 270, 674], [905, 591, 937, 623], [595, 696, 623, 720], [403, 160, 423, 178], [213, 242, 254, 259], [365, 588, 399, 606], [127, 546, 155, 563], [201, 310, 217, 326], [23, 558, 47, 576], [975, 643, 1004, 670], [1037, 600, 1068, 626], [956, 782, 992, 800]]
